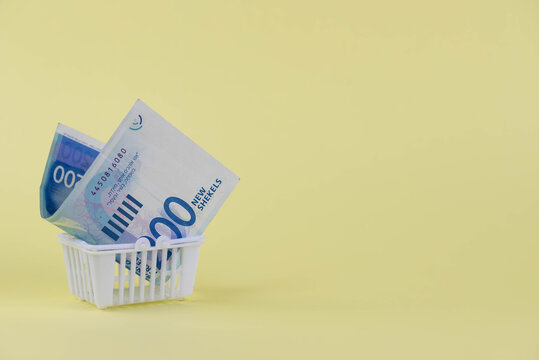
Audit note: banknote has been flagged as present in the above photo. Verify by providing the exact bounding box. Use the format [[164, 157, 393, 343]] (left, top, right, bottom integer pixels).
[[39, 124, 103, 219], [41, 100, 239, 279]]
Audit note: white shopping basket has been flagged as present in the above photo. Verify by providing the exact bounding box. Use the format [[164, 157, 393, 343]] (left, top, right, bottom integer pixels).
[[58, 233, 204, 309]]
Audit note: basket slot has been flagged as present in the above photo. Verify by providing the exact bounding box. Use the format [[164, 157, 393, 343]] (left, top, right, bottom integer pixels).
[[149, 249, 158, 301], [77, 250, 88, 301], [176, 248, 183, 297], [139, 250, 147, 302], [129, 251, 137, 303], [72, 248, 84, 299], [83, 253, 95, 304], [68, 247, 80, 297], [62, 245, 75, 295], [118, 253, 126, 304], [159, 248, 167, 299], [67, 247, 78, 297], [169, 248, 179, 297]]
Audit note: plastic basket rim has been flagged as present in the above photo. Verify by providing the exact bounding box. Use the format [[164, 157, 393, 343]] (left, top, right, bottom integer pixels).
[[58, 233, 205, 254]]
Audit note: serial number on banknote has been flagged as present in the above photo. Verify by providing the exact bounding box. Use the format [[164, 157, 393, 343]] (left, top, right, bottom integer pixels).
[[90, 147, 127, 196]]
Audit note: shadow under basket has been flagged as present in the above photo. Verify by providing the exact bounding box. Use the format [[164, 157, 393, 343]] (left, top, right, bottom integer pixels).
[[58, 233, 204, 309]]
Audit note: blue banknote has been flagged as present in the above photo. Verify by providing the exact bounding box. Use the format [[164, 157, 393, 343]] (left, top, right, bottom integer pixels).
[[40, 124, 103, 219], [40, 100, 239, 279]]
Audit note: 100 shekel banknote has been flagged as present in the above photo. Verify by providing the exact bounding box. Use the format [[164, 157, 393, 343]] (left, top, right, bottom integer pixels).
[[40, 100, 239, 279]]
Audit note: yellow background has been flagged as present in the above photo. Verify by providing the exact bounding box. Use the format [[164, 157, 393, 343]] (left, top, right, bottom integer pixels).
[[1, 1, 538, 359]]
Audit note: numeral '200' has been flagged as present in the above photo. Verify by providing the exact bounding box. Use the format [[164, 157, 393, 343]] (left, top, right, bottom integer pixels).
[[142, 196, 196, 246], [53, 165, 83, 188]]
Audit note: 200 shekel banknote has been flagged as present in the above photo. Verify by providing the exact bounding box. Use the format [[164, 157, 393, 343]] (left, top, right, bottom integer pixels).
[[40, 100, 239, 278]]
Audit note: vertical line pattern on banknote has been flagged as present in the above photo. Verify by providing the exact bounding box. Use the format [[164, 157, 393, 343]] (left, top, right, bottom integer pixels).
[[100, 193, 144, 241]]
